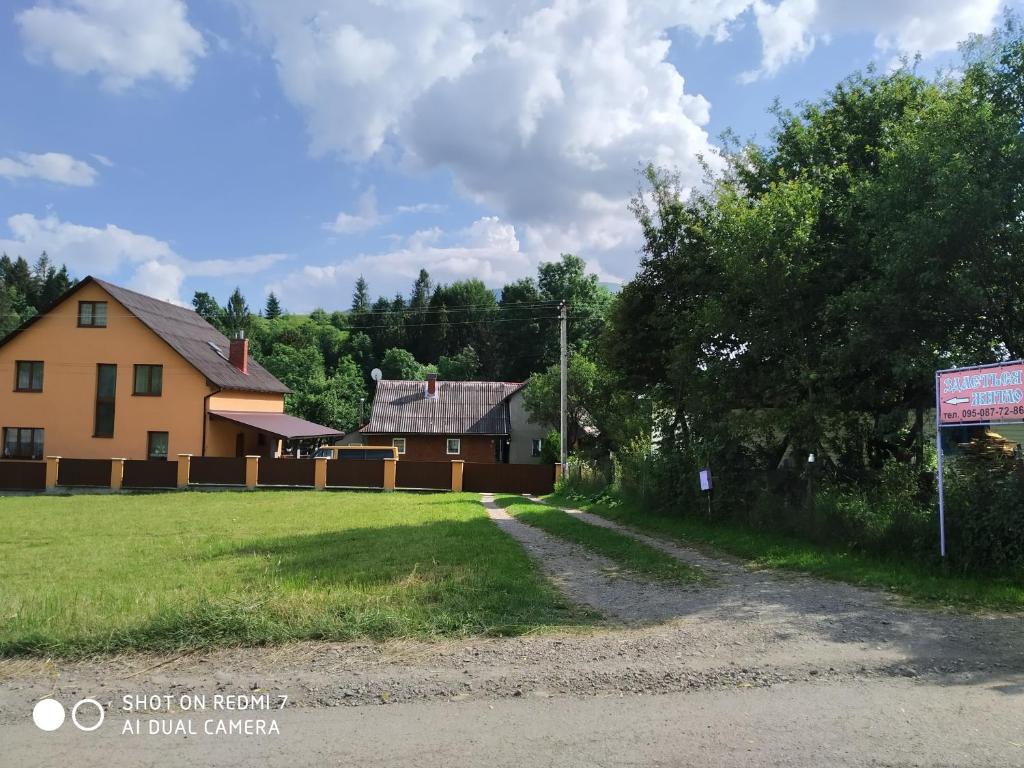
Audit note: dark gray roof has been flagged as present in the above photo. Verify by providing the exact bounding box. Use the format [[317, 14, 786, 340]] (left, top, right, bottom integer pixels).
[[0, 276, 289, 394], [362, 380, 526, 435], [93, 278, 290, 394], [210, 411, 342, 438]]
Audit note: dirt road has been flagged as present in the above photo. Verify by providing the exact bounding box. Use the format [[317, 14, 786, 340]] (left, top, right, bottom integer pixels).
[[1, 494, 1021, 767]]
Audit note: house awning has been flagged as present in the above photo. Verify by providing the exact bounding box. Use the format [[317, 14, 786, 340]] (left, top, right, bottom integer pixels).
[[209, 411, 344, 440]]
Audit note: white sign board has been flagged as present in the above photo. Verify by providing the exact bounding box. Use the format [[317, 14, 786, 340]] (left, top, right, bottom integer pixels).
[[699, 468, 712, 492]]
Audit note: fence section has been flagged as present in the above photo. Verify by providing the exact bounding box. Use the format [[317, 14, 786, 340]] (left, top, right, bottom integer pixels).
[[326, 459, 385, 488], [0, 461, 46, 490], [463, 463, 556, 495], [123, 460, 178, 489], [57, 458, 112, 487], [189, 457, 246, 486], [258, 458, 316, 487], [395, 461, 451, 490]]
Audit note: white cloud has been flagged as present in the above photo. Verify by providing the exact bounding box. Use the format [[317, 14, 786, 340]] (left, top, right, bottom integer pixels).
[[16, 0, 206, 92], [272, 216, 530, 311], [237, 1, 1005, 286], [395, 202, 447, 214], [90, 153, 114, 167], [0, 213, 287, 304], [323, 187, 382, 234], [0, 152, 98, 186], [237, 0, 735, 282], [742, 0, 1002, 81]]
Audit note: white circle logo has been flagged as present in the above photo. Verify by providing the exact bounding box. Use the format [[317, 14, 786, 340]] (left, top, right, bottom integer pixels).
[[32, 698, 66, 731], [71, 699, 105, 732]]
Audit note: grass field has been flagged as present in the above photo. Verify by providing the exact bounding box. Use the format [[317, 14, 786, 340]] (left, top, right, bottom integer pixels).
[[550, 492, 1024, 611], [494, 495, 706, 585], [0, 491, 590, 657]]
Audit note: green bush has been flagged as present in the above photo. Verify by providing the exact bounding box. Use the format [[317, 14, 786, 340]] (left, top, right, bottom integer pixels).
[[944, 455, 1024, 573]]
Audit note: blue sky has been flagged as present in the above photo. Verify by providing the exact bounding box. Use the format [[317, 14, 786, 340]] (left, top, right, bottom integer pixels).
[[0, 1, 1016, 312]]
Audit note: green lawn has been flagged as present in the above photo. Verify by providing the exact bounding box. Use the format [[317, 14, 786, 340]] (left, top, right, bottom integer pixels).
[[550, 492, 1024, 612], [494, 495, 706, 585], [0, 491, 590, 657]]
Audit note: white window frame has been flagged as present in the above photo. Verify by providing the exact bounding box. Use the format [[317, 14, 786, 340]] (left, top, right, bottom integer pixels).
[[531, 438, 543, 457], [446, 437, 461, 455], [392, 437, 407, 455]]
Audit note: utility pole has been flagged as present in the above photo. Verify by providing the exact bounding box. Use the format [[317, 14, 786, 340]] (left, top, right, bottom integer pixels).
[[559, 301, 568, 468]]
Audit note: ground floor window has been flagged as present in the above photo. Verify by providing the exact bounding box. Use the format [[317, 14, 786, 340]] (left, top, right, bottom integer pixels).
[[446, 437, 461, 455], [147, 431, 169, 461], [392, 437, 406, 455], [3, 427, 43, 460], [531, 438, 543, 457]]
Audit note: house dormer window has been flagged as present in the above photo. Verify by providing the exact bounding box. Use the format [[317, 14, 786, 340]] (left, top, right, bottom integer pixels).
[[78, 301, 108, 327]]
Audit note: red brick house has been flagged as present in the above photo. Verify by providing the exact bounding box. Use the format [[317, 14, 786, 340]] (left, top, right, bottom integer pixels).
[[360, 374, 547, 463]]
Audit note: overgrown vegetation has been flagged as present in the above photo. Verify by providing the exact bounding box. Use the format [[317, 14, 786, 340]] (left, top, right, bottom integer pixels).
[[601, 20, 1024, 577], [549, 490, 1024, 611], [0, 492, 590, 657], [494, 494, 705, 585]]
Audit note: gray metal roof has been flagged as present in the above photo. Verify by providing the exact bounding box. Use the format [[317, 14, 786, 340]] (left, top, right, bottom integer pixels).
[[362, 380, 526, 435], [92, 279, 290, 394], [210, 411, 342, 438], [0, 276, 289, 394]]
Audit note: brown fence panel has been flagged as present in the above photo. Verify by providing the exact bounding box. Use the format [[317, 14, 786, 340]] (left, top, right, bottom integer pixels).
[[395, 461, 451, 490], [326, 459, 385, 488], [0, 461, 46, 490], [58, 458, 112, 487], [258, 458, 316, 487], [123, 460, 178, 489], [189, 457, 246, 486], [463, 463, 555, 495]]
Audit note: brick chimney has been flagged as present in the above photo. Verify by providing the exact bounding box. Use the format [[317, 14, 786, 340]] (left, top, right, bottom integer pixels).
[[229, 331, 249, 374], [426, 372, 437, 398]]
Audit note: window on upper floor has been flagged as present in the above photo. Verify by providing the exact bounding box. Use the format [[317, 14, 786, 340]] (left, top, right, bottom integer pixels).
[[2, 427, 43, 460], [94, 364, 117, 437], [446, 438, 461, 455], [78, 301, 108, 328], [133, 364, 163, 396], [531, 438, 543, 457], [392, 437, 406, 455], [14, 361, 43, 392]]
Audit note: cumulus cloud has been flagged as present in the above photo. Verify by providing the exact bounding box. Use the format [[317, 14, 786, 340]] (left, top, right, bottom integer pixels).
[[236, 0, 736, 283], [16, 0, 206, 92], [323, 187, 382, 234], [272, 217, 530, 311], [742, 0, 1002, 81], [0, 152, 99, 186], [0, 213, 287, 304]]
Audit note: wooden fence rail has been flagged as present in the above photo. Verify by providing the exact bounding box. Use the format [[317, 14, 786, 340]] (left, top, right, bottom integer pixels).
[[57, 458, 112, 487], [2, 456, 558, 495], [123, 460, 179, 489], [0, 460, 46, 491]]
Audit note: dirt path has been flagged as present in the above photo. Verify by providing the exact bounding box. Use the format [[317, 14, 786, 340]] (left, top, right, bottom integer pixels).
[[481, 492, 705, 622], [1, 493, 1022, 766]]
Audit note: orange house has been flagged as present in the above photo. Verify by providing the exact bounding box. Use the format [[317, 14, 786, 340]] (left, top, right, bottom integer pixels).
[[0, 277, 341, 461]]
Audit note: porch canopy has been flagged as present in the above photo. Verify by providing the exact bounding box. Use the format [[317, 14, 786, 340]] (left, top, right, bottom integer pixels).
[[209, 411, 343, 440]]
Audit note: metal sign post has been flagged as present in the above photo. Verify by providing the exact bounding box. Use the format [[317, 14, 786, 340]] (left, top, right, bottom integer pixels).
[[934, 360, 1024, 558]]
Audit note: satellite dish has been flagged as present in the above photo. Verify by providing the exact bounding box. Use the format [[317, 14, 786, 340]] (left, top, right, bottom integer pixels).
[[370, 368, 383, 382]]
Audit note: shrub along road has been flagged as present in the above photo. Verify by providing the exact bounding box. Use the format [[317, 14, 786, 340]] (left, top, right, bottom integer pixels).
[[1, 492, 1021, 766]]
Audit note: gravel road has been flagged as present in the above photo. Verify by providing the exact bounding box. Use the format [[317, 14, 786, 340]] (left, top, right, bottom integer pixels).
[[1, 493, 1021, 767]]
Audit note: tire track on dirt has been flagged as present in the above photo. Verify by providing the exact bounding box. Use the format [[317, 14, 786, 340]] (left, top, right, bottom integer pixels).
[[481, 493, 705, 623]]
